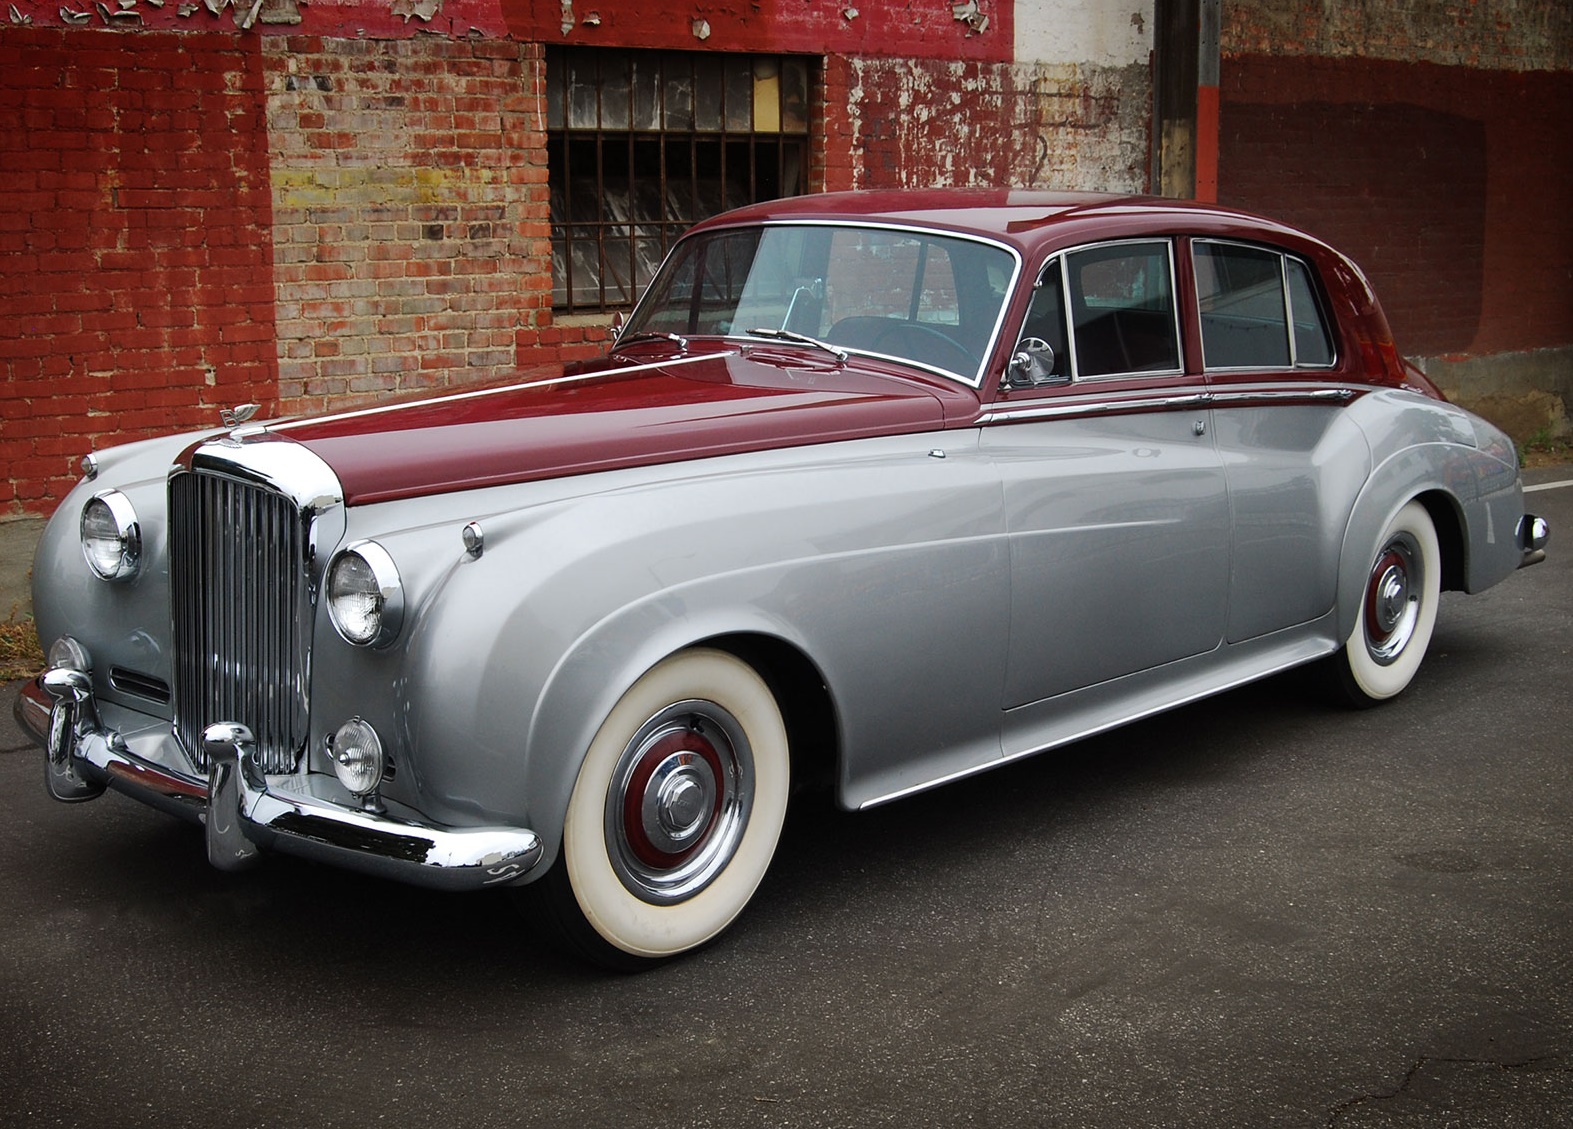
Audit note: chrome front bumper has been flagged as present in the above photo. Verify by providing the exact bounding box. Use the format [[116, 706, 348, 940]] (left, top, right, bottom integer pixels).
[[15, 672, 544, 892]]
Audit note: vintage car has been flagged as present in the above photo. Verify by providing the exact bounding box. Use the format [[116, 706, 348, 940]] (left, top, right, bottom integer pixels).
[[17, 190, 1550, 967]]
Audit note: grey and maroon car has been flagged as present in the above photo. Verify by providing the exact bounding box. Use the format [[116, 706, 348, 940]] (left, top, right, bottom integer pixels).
[[16, 189, 1549, 967]]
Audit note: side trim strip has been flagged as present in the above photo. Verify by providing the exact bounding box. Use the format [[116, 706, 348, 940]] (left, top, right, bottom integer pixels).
[[978, 384, 1360, 425]]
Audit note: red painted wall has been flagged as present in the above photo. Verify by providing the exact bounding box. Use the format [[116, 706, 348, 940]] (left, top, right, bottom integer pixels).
[[0, 28, 277, 514], [1218, 55, 1573, 359], [502, 0, 1014, 63]]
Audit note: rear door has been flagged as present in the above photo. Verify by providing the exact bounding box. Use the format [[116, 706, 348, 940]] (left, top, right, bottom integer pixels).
[[1191, 238, 1369, 642]]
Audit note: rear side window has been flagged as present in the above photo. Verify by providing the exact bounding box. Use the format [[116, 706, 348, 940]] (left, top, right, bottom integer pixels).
[[1194, 241, 1336, 370]]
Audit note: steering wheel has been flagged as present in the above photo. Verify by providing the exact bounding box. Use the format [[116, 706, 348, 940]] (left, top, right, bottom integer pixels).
[[871, 322, 979, 377]]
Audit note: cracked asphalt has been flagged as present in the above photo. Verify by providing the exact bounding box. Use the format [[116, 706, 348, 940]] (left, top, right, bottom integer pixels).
[[1, 471, 1569, 1128]]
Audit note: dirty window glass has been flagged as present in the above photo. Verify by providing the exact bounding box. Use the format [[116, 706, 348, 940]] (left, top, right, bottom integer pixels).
[[1065, 242, 1180, 377]]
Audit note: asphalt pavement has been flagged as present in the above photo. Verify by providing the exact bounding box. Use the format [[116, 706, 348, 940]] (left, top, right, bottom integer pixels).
[[1, 471, 1569, 1128]]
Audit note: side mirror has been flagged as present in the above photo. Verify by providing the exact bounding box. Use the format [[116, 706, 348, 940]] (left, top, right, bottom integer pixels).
[[1007, 337, 1065, 387]]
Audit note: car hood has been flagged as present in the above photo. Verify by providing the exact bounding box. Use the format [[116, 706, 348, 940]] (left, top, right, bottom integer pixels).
[[266, 344, 970, 505]]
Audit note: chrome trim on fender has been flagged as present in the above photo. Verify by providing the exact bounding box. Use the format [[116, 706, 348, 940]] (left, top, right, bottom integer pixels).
[[17, 675, 545, 892], [978, 384, 1360, 425]]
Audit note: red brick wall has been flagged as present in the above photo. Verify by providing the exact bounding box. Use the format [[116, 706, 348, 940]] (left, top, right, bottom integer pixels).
[[1218, 55, 1573, 359], [0, 28, 276, 516], [264, 35, 550, 416]]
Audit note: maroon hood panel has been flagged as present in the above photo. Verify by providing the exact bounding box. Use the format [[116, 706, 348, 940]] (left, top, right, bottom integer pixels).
[[271, 347, 967, 505]]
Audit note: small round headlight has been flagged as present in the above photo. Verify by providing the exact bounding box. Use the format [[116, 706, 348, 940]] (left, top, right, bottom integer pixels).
[[80, 491, 141, 581], [329, 717, 384, 796], [326, 540, 403, 648]]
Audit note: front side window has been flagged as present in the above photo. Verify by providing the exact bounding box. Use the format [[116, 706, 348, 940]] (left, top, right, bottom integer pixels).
[[623, 223, 1018, 384], [1063, 241, 1182, 378], [1194, 241, 1337, 370], [547, 48, 812, 314]]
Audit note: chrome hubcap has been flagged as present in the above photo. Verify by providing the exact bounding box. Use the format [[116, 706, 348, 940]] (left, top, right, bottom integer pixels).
[[641, 752, 718, 853], [607, 701, 754, 904], [1364, 535, 1422, 665]]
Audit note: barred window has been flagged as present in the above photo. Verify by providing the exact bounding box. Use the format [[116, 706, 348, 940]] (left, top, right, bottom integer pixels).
[[546, 48, 812, 313]]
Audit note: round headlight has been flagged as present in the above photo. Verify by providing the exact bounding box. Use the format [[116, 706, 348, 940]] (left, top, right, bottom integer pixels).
[[329, 717, 384, 796], [80, 491, 141, 581], [326, 540, 403, 648]]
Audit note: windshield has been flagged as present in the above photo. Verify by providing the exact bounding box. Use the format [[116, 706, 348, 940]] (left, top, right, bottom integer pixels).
[[621, 223, 1018, 385]]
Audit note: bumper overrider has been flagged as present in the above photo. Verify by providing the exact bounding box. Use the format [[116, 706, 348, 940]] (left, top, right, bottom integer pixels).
[[15, 670, 544, 891]]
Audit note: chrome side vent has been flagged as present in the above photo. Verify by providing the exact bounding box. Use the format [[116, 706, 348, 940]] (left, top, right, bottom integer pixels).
[[169, 471, 311, 774]]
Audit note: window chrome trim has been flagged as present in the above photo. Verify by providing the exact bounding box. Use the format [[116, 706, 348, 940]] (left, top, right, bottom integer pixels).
[[1033, 237, 1186, 384], [1192, 238, 1340, 373]]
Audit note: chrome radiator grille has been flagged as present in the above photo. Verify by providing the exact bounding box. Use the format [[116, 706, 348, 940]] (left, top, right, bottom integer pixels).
[[170, 471, 310, 774]]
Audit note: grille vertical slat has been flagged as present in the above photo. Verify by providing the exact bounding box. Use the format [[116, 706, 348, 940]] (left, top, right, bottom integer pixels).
[[170, 472, 309, 775]]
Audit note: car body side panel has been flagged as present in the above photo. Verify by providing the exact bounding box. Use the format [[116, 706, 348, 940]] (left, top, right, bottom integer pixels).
[[1212, 403, 1372, 643], [981, 409, 1231, 708]]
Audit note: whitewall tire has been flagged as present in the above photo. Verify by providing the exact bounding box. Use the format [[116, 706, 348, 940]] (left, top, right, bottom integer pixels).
[[1332, 500, 1442, 705], [534, 648, 790, 967]]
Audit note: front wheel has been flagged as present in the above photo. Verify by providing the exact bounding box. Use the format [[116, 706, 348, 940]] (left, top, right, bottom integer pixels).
[[525, 648, 790, 969], [1326, 499, 1442, 707]]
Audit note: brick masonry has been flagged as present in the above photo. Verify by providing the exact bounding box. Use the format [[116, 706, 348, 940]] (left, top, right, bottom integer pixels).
[[264, 35, 549, 415], [0, 28, 277, 513], [1219, 0, 1573, 437]]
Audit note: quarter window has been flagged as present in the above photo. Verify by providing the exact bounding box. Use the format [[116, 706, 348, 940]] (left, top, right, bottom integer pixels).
[[1194, 241, 1336, 369], [546, 48, 812, 314]]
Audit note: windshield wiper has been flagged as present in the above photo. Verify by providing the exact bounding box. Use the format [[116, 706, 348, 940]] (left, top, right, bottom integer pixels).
[[746, 327, 848, 362], [613, 331, 688, 355]]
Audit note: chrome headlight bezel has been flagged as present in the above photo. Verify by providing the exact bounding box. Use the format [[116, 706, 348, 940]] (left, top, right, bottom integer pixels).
[[80, 490, 142, 582], [325, 540, 404, 648]]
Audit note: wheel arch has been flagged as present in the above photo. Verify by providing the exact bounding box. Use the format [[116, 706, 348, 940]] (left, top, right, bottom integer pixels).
[[1333, 447, 1467, 647], [1414, 488, 1467, 594], [517, 604, 844, 874], [701, 631, 841, 800]]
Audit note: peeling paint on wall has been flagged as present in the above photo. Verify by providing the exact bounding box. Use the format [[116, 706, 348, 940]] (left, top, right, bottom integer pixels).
[[832, 57, 1150, 193]]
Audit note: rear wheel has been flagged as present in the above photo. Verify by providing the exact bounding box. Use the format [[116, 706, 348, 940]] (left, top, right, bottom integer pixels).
[[526, 648, 790, 969], [1327, 500, 1441, 706]]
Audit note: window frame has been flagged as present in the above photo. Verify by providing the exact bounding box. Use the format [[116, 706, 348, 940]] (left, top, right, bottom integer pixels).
[[1192, 238, 1339, 373], [1019, 238, 1187, 385], [545, 47, 813, 316]]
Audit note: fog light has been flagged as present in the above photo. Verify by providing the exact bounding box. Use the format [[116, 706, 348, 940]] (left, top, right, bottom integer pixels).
[[329, 718, 384, 796], [48, 636, 92, 673]]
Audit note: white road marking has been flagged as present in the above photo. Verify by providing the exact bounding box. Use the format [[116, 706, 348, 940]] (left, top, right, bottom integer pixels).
[[1524, 479, 1573, 493]]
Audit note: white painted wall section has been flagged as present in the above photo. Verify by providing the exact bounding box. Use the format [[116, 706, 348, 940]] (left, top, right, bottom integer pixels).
[[1014, 0, 1153, 66]]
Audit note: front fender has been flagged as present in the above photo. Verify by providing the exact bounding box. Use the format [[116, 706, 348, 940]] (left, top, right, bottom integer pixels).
[[394, 435, 1007, 868]]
